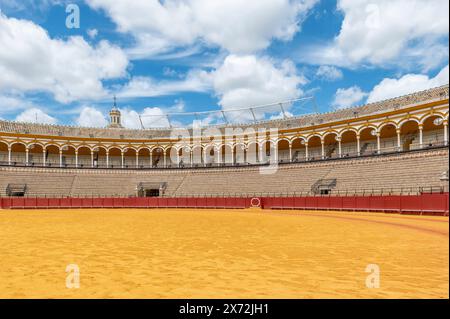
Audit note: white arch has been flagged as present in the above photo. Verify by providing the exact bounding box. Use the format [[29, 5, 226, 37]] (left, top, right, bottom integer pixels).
[[398, 117, 420, 129], [136, 146, 151, 153], [357, 125, 378, 135], [378, 121, 399, 132], [306, 134, 322, 143], [322, 131, 339, 142], [150, 146, 166, 152], [419, 113, 446, 125], [44, 143, 62, 150], [290, 136, 307, 145], [9, 141, 28, 149], [122, 147, 138, 153], [338, 128, 358, 138], [76, 145, 94, 152], [27, 142, 46, 150]]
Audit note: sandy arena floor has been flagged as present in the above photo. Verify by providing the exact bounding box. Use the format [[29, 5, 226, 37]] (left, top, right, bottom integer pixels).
[[0, 208, 448, 299]]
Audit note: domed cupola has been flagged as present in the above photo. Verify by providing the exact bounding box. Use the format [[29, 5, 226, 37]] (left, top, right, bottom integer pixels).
[[108, 96, 123, 128]]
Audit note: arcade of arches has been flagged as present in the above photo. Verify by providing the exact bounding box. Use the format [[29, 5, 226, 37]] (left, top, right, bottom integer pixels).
[[0, 116, 448, 169]]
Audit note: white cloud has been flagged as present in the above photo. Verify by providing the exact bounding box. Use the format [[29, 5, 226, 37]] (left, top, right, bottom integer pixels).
[[121, 107, 168, 129], [367, 65, 449, 103], [0, 0, 64, 14], [76, 106, 108, 128], [87, 28, 99, 39], [0, 93, 33, 115], [332, 86, 368, 109], [302, 0, 449, 70], [86, 0, 318, 56], [15, 107, 57, 124], [316, 65, 343, 81], [213, 55, 306, 113], [0, 13, 128, 103], [117, 53, 307, 122], [120, 100, 186, 129], [163, 67, 179, 78], [331, 64, 449, 110], [118, 69, 212, 98]]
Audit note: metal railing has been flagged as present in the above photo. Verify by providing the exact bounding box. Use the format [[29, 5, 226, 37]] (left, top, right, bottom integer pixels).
[[0, 142, 448, 171]]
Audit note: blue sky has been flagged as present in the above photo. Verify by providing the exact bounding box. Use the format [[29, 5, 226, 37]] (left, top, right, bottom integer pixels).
[[0, 0, 448, 128]]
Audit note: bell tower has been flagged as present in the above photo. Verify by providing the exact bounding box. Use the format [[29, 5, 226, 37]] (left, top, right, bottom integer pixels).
[[108, 96, 123, 128]]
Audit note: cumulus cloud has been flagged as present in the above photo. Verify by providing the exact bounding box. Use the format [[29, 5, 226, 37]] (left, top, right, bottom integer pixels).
[[86, 0, 319, 56], [119, 53, 307, 112], [128, 100, 186, 128], [120, 107, 168, 129], [316, 65, 343, 81], [367, 65, 449, 103], [115, 53, 307, 124], [0, 13, 128, 104], [302, 0, 449, 70], [213, 55, 306, 112], [0, 94, 34, 116], [332, 86, 368, 109], [76, 106, 109, 128], [118, 69, 212, 98], [330, 64, 449, 110], [15, 107, 57, 124]]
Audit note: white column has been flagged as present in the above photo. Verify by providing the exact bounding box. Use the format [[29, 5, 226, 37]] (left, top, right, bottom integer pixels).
[[357, 136, 361, 156], [136, 153, 139, 168], [121, 151, 124, 168], [190, 150, 193, 166], [321, 141, 325, 159], [216, 148, 221, 165], [43, 150, 46, 166], [289, 143, 292, 162], [444, 122, 448, 145], [91, 151, 95, 168], [396, 129, 401, 151], [106, 151, 109, 168], [8, 146, 11, 165], [163, 150, 167, 167], [203, 149, 207, 167], [59, 150, 63, 168], [258, 145, 263, 163], [376, 133, 381, 154], [419, 124, 423, 148], [305, 143, 309, 160], [150, 152, 153, 168], [274, 144, 278, 163], [75, 151, 78, 168], [25, 148, 29, 166], [338, 139, 342, 158]]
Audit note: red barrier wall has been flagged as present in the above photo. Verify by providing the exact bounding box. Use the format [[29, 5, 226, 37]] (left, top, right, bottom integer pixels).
[[0, 194, 448, 215], [261, 193, 449, 215]]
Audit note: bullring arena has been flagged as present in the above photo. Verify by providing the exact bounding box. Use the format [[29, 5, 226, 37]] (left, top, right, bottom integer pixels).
[[0, 85, 449, 299]]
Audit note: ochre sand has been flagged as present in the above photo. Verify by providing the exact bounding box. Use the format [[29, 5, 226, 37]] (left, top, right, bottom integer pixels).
[[0, 209, 448, 299]]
